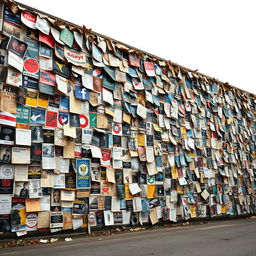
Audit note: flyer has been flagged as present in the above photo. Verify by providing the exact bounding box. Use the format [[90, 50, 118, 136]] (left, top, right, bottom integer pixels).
[[76, 159, 90, 189]]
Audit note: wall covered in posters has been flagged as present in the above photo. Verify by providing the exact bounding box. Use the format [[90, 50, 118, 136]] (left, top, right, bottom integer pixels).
[[0, 0, 256, 236]]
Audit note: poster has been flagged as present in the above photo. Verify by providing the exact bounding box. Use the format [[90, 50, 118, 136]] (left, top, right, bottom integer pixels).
[[7, 50, 23, 72], [16, 106, 30, 125], [64, 47, 86, 67], [11, 198, 26, 232], [30, 126, 43, 143], [74, 85, 90, 101], [50, 212, 63, 228], [103, 210, 114, 226], [26, 212, 38, 231], [30, 144, 42, 162], [112, 122, 122, 136], [30, 108, 45, 124], [63, 208, 72, 230], [51, 189, 61, 207], [79, 114, 89, 129], [39, 33, 54, 48], [0, 164, 14, 194], [54, 174, 65, 189], [36, 16, 50, 35], [15, 128, 31, 146], [0, 194, 12, 214], [58, 112, 69, 127], [61, 190, 75, 201], [14, 181, 29, 198], [0, 126, 15, 145], [72, 199, 88, 215], [23, 76, 38, 90], [0, 214, 11, 232], [38, 211, 50, 228], [23, 38, 40, 78], [42, 143, 55, 169], [39, 70, 56, 86], [21, 11, 36, 29], [100, 149, 111, 167], [6, 68, 22, 87], [45, 110, 58, 127], [12, 147, 30, 164], [76, 159, 90, 189], [6, 36, 28, 59], [29, 179, 42, 198], [0, 145, 12, 164], [42, 128, 54, 143], [60, 28, 74, 47]]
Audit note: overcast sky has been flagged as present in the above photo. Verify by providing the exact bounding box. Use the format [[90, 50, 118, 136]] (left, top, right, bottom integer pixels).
[[18, 0, 256, 95]]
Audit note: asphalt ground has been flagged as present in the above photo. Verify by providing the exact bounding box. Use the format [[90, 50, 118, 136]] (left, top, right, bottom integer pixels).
[[1, 218, 256, 256]]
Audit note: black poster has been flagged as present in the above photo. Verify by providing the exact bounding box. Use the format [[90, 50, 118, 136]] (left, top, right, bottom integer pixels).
[[30, 143, 42, 162], [0, 214, 11, 232], [0, 126, 15, 145], [95, 211, 104, 228], [22, 75, 38, 90], [42, 128, 54, 143], [65, 172, 76, 189]]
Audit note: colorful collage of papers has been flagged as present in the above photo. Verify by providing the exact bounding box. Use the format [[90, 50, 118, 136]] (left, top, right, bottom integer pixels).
[[0, 1, 255, 235]]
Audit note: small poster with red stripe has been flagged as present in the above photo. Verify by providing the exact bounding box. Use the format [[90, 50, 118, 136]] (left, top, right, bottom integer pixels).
[[0, 112, 16, 127], [112, 122, 122, 136], [80, 114, 89, 129]]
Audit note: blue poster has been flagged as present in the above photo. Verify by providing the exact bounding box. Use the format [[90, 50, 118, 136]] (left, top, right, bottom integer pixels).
[[23, 76, 38, 90], [59, 95, 69, 112], [75, 85, 90, 101], [4, 6, 21, 25], [76, 159, 90, 189], [58, 112, 69, 126], [30, 108, 45, 124]]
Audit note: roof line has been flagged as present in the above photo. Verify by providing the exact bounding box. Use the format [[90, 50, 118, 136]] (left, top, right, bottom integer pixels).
[[7, 0, 255, 96]]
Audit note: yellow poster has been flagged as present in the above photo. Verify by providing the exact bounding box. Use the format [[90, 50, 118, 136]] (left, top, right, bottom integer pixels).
[[124, 184, 134, 199], [137, 133, 145, 147], [189, 205, 197, 218], [11, 208, 26, 231], [171, 166, 178, 179], [37, 94, 49, 108], [221, 205, 226, 214], [147, 184, 156, 199], [180, 127, 187, 138], [25, 91, 38, 107], [137, 93, 146, 106], [176, 184, 184, 194]]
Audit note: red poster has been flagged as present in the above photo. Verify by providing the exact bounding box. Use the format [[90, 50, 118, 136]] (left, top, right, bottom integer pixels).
[[45, 110, 57, 127], [24, 58, 39, 75], [112, 122, 122, 136], [39, 32, 55, 48], [80, 115, 89, 128], [21, 11, 36, 29], [100, 149, 111, 167], [39, 70, 56, 86], [144, 61, 155, 76]]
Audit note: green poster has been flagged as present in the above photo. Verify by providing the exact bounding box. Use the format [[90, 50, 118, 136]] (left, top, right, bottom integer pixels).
[[89, 113, 97, 128], [59, 28, 74, 47], [16, 106, 30, 124]]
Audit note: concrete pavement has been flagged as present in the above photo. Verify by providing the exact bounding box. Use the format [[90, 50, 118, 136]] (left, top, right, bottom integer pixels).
[[1, 218, 256, 256]]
